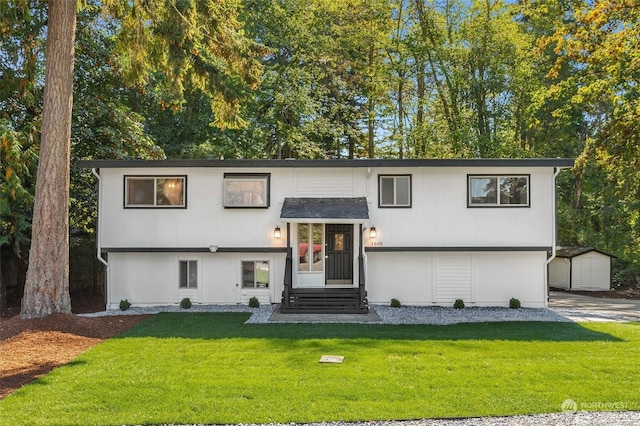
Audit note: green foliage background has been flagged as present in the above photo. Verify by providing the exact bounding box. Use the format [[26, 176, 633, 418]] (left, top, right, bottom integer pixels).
[[1, 0, 639, 297]]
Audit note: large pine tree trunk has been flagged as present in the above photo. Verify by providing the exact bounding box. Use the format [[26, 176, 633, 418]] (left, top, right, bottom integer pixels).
[[21, 0, 76, 319]]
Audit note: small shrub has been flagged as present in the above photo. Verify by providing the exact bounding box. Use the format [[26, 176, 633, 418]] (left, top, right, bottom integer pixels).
[[248, 296, 260, 308], [180, 298, 192, 309], [453, 299, 465, 309], [119, 299, 131, 311], [509, 297, 521, 309], [390, 298, 402, 308]]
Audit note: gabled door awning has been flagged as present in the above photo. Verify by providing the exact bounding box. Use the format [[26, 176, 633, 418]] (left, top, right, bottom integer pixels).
[[280, 197, 369, 223]]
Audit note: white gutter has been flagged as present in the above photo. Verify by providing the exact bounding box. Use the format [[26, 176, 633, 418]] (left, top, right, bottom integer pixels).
[[91, 168, 109, 268], [545, 166, 563, 306], [91, 168, 110, 309]]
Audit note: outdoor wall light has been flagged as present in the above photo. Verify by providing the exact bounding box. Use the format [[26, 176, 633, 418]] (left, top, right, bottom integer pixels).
[[273, 226, 282, 239], [369, 226, 377, 239], [208, 245, 219, 252]]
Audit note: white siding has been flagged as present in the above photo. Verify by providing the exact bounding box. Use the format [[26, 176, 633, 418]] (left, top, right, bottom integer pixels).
[[109, 253, 178, 306], [472, 252, 547, 306], [366, 252, 434, 305], [99, 166, 553, 250], [97, 164, 557, 308], [365, 167, 554, 248], [296, 169, 355, 197], [549, 258, 570, 290], [571, 252, 611, 291], [434, 253, 472, 303], [100, 168, 292, 249], [107, 252, 285, 309], [366, 251, 547, 308]]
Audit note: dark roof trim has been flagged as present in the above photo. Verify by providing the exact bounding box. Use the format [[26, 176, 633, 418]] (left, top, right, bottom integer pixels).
[[102, 247, 288, 253], [365, 246, 552, 253], [555, 246, 617, 259], [79, 158, 574, 169], [281, 197, 369, 220]]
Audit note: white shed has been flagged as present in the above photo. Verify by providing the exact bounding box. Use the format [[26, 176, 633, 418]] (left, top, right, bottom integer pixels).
[[549, 247, 615, 291]]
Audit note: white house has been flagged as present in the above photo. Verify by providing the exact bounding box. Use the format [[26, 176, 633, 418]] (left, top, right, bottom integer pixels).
[[548, 247, 614, 291], [79, 158, 574, 312]]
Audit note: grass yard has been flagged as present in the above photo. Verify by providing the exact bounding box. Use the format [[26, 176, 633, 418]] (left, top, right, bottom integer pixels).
[[1, 313, 639, 426]]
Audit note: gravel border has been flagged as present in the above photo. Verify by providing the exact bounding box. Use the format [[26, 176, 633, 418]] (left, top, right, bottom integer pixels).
[[78, 303, 277, 323], [79, 303, 635, 324], [210, 411, 640, 426]]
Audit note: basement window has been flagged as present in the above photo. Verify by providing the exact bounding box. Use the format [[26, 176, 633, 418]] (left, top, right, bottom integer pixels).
[[179, 260, 198, 289], [242, 261, 270, 288]]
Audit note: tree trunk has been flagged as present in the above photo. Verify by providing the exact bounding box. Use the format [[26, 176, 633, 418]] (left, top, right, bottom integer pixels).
[[416, 60, 425, 157], [368, 43, 375, 159], [21, 0, 76, 319], [397, 76, 404, 159], [0, 249, 4, 311]]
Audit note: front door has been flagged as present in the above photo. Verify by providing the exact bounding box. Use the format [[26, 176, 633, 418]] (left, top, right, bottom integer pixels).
[[325, 224, 353, 284]]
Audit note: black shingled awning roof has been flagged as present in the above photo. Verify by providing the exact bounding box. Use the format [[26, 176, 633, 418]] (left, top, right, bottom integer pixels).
[[280, 197, 369, 221]]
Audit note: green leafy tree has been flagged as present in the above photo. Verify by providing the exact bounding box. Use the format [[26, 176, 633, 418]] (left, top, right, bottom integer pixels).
[[103, 0, 267, 130], [400, 0, 537, 158], [242, 0, 393, 159], [0, 1, 46, 307], [20, 0, 267, 318], [0, 121, 38, 308], [540, 0, 640, 283], [71, 5, 167, 236]]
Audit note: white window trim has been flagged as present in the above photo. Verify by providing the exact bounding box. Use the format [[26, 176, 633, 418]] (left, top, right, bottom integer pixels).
[[297, 223, 324, 274], [124, 175, 186, 208], [378, 175, 412, 208], [223, 174, 270, 208], [179, 260, 198, 289], [467, 175, 530, 207], [241, 260, 270, 289]]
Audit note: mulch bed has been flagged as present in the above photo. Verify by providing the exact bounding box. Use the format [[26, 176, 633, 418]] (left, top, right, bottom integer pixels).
[[0, 293, 150, 399]]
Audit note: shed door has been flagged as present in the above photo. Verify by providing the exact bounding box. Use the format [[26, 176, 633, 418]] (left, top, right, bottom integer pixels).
[[325, 224, 353, 284]]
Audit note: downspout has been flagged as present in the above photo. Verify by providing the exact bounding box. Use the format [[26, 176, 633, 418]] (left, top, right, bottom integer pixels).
[[91, 168, 109, 308], [283, 223, 292, 309], [358, 224, 364, 285], [544, 167, 562, 307], [91, 168, 108, 267]]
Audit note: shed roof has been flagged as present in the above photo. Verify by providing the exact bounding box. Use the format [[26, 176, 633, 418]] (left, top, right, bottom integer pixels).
[[555, 247, 616, 259], [280, 197, 369, 222], [78, 158, 574, 169]]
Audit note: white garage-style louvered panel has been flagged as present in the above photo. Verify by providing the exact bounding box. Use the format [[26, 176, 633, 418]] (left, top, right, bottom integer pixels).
[[297, 171, 355, 197], [435, 253, 472, 303]]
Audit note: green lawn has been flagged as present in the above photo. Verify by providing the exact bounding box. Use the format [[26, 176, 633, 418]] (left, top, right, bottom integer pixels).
[[1, 313, 639, 426]]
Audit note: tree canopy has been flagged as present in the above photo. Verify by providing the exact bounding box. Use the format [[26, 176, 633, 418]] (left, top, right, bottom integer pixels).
[[1, 0, 639, 313]]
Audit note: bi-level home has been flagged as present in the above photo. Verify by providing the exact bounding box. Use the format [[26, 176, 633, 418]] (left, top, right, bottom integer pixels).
[[79, 158, 573, 312]]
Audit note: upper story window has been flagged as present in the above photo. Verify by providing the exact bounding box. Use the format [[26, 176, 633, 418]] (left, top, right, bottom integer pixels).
[[125, 176, 186, 208], [468, 175, 530, 207], [223, 173, 270, 208], [378, 175, 411, 208]]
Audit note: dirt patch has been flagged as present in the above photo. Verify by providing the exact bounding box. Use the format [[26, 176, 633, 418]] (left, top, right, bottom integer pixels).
[[567, 288, 640, 300], [0, 313, 149, 399], [1, 292, 106, 319]]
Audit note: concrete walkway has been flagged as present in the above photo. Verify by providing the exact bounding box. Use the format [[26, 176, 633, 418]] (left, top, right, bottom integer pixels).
[[549, 290, 640, 322]]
